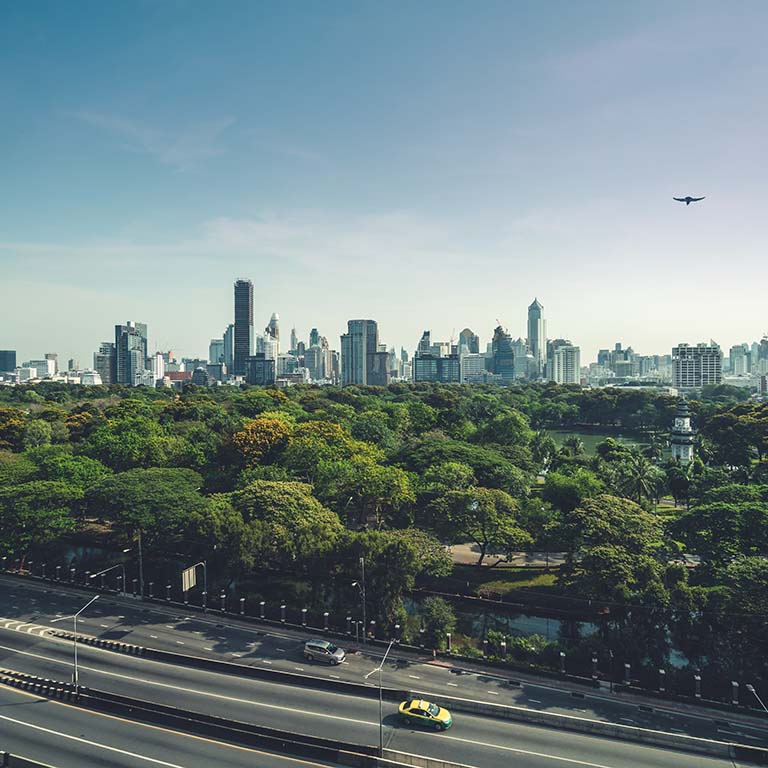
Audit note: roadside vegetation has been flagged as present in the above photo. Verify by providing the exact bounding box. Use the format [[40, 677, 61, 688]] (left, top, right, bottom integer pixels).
[[1, 381, 767, 693]]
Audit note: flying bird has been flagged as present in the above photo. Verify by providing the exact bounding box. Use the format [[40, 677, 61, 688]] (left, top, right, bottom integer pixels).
[[674, 196, 706, 205]]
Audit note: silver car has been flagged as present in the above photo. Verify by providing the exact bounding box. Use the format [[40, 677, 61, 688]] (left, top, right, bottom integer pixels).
[[304, 639, 346, 665]]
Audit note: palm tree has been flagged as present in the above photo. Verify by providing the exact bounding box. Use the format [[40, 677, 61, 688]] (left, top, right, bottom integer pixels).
[[562, 435, 585, 457], [619, 451, 656, 503]]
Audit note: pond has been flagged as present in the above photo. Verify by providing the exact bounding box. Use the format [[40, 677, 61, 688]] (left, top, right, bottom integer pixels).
[[545, 429, 652, 456]]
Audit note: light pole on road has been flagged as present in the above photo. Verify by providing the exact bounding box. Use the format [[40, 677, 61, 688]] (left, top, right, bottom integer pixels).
[[89, 564, 126, 595], [371, 638, 396, 758], [746, 684, 768, 713], [50, 594, 99, 690]]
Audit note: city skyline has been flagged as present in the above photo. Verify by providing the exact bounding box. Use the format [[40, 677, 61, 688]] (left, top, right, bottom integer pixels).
[[3, 2, 768, 364]]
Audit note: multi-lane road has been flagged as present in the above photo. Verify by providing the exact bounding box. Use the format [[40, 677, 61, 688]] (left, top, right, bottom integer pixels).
[[0, 574, 766, 768]]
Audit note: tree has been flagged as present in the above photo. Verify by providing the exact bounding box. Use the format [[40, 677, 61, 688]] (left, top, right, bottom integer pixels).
[[559, 494, 667, 603], [84, 468, 206, 550], [23, 420, 52, 449], [317, 456, 415, 528], [427, 487, 532, 566], [617, 451, 663, 503], [0, 407, 25, 451], [0, 480, 80, 559], [419, 597, 456, 650], [29, 447, 111, 489], [231, 417, 291, 467], [542, 469, 604, 513], [233, 480, 343, 565]]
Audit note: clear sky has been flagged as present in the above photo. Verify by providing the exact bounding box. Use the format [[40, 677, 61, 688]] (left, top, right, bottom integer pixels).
[[2, 0, 767, 365]]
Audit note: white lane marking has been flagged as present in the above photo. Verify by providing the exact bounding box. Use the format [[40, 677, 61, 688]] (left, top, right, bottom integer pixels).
[[232, 654, 243, 658], [447, 683, 458, 687], [487, 691, 499, 696], [0, 642, 374, 725], [0, 712, 188, 768], [408, 675, 421, 680], [329, 675, 341, 679], [100, 624, 109, 628], [438, 733, 630, 768], [528, 699, 542, 704], [294, 667, 305, 672], [150, 635, 158, 639], [275, 647, 286, 652], [176, 641, 185, 645], [165, 625, 175, 629], [203, 647, 214, 651], [262, 660, 273, 664]]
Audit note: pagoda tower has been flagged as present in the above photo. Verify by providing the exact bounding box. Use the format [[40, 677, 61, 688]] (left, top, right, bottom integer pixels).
[[670, 398, 695, 464]]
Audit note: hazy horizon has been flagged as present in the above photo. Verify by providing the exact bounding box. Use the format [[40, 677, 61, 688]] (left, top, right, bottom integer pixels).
[[2, 1, 767, 366]]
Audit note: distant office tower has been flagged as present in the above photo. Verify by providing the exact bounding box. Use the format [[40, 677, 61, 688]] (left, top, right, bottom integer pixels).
[[67, 358, 80, 372], [672, 343, 723, 389], [45, 353, 58, 374], [460, 353, 488, 383], [0, 350, 16, 372], [114, 322, 148, 385], [413, 353, 461, 383], [458, 328, 480, 355], [223, 324, 235, 370], [309, 328, 320, 348], [209, 339, 225, 364], [305, 345, 324, 381], [550, 343, 581, 385], [527, 298, 546, 376], [233, 279, 254, 376], [670, 398, 695, 464], [152, 352, 165, 382], [491, 325, 516, 385], [25, 358, 56, 378], [341, 319, 389, 386], [266, 312, 280, 352], [729, 344, 751, 375], [417, 331, 432, 355], [290, 327, 298, 355], [94, 342, 116, 384], [245, 353, 276, 385]]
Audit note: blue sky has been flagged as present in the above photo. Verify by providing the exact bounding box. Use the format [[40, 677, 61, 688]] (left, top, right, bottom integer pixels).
[[2, 0, 767, 364]]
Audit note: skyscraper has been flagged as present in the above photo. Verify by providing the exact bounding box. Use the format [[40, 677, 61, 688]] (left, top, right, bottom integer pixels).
[[0, 350, 16, 373], [527, 298, 546, 377], [491, 325, 516, 385], [309, 328, 320, 347], [672, 343, 723, 389], [266, 312, 280, 352], [94, 342, 115, 384], [290, 327, 298, 355], [458, 328, 480, 354], [341, 319, 388, 386], [209, 339, 225, 364], [114, 322, 148, 385], [550, 343, 581, 385], [223, 324, 235, 371], [233, 279, 254, 376]]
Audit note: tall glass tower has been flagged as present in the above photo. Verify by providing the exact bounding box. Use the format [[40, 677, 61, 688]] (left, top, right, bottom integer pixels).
[[233, 279, 254, 376], [527, 298, 546, 377]]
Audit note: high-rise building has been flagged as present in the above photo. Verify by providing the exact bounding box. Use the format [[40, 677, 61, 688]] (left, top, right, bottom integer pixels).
[[245, 353, 276, 385], [309, 328, 320, 347], [413, 353, 461, 383], [266, 312, 280, 352], [94, 342, 116, 384], [233, 279, 254, 376], [0, 350, 16, 372], [550, 343, 581, 385], [25, 358, 56, 378], [672, 343, 723, 390], [341, 319, 389, 386], [290, 327, 298, 355], [223, 324, 235, 371], [458, 328, 480, 355], [729, 343, 751, 375], [460, 353, 489, 383], [527, 298, 546, 376], [209, 339, 225, 364], [115, 322, 148, 386], [45, 353, 58, 374], [491, 325, 516, 385], [67, 358, 80, 372]]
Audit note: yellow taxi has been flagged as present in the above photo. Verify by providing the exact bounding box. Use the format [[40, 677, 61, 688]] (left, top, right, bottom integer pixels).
[[398, 699, 452, 730]]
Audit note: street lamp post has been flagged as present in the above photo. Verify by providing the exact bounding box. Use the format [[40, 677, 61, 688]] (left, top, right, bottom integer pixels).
[[352, 557, 367, 645], [376, 638, 396, 757], [50, 594, 99, 690], [746, 685, 768, 713], [89, 564, 126, 594]]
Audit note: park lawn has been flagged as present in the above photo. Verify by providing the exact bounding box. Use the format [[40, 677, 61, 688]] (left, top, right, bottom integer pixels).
[[432, 564, 559, 597]]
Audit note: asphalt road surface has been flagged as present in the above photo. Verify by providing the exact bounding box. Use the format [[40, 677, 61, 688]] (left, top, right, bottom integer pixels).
[[1, 575, 767, 768], [1, 575, 766, 743], [0, 683, 343, 768]]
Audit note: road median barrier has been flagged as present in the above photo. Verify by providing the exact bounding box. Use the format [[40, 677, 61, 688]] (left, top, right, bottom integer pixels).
[[408, 689, 768, 760], [49, 630, 408, 701]]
